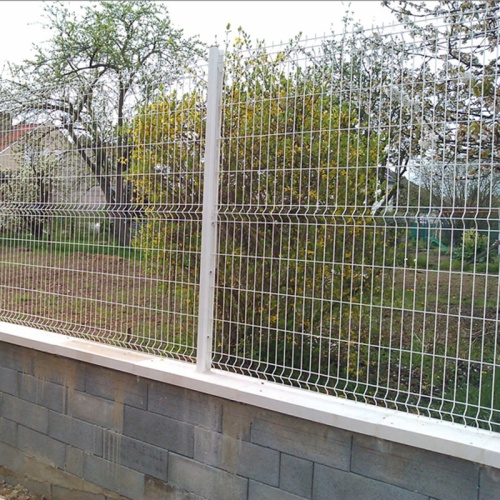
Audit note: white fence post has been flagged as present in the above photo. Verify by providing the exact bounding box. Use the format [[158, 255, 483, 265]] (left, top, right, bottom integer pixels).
[[196, 46, 224, 373]]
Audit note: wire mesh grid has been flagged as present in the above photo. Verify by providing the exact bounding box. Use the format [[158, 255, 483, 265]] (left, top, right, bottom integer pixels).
[[0, 71, 207, 361], [0, 6, 499, 430], [211, 12, 500, 430]]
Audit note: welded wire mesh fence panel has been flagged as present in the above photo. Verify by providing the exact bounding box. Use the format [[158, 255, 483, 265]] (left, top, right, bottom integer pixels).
[[212, 12, 500, 431], [1, 6, 499, 432], [0, 70, 207, 360]]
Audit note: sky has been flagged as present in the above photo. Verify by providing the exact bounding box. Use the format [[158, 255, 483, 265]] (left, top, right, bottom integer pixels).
[[0, 1, 396, 69]]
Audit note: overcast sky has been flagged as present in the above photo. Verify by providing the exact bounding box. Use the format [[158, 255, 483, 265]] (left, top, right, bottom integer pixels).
[[0, 1, 397, 69]]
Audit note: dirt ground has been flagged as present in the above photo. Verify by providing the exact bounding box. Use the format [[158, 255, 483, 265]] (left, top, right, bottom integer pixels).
[[0, 481, 45, 500], [0, 248, 186, 350], [0, 247, 498, 349]]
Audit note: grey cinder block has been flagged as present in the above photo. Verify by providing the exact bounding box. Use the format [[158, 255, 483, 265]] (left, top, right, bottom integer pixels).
[[31, 350, 86, 390], [17, 425, 66, 470], [65, 445, 85, 478], [280, 454, 313, 498], [313, 464, 428, 500], [351, 434, 480, 500], [0, 416, 17, 447], [168, 453, 248, 500], [68, 389, 122, 431], [249, 479, 307, 500], [194, 427, 280, 486], [0, 441, 24, 470], [123, 405, 194, 458], [19, 373, 66, 413], [148, 382, 223, 431], [251, 413, 351, 470], [479, 466, 500, 500], [84, 365, 147, 410], [0, 342, 26, 371], [83, 452, 145, 499], [144, 475, 205, 500], [1, 393, 48, 434], [221, 400, 258, 441], [116, 434, 168, 481], [48, 411, 103, 456], [0, 366, 18, 396]]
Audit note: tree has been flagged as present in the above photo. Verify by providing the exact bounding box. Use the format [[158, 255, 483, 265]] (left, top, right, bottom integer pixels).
[[129, 29, 387, 386], [378, 0, 500, 252], [0, 145, 59, 238], [383, 1, 500, 185], [305, 12, 429, 215], [0, 0, 204, 245], [412, 157, 500, 209]]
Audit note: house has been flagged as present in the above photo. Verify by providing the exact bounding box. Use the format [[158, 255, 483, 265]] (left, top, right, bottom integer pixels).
[[0, 112, 109, 237], [0, 112, 107, 208]]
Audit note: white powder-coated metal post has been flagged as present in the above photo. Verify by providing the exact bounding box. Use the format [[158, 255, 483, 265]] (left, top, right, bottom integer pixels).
[[196, 46, 224, 373]]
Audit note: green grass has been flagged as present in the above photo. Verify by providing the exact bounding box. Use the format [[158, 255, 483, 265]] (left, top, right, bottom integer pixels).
[[0, 231, 142, 260], [411, 246, 500, 274], [47, 239, 142, 259]]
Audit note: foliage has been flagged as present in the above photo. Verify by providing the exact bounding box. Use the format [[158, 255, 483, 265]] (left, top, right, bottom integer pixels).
[[312, 18, 422, 211], [453, 228, 489, 261], [129, 87, 205, 282], [129, 28, 389, 385], [0, 0, 204, 245]]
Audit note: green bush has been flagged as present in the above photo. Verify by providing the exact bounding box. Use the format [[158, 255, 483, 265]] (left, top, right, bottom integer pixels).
[[128, 32, 388, 385], [453, 229, 489, 262]]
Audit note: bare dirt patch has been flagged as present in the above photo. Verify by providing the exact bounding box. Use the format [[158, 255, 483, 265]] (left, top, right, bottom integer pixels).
[[0, 248, 194, 351], [0, 481, 45, 500]]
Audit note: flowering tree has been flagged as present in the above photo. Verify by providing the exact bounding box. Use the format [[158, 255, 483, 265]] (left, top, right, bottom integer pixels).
[[0, 128, 94, 238], [384, 0, 499, 181], [0, 1, 203, 245]]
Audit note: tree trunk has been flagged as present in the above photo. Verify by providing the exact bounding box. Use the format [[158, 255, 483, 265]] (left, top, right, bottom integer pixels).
[[110, 85, 133, 247]]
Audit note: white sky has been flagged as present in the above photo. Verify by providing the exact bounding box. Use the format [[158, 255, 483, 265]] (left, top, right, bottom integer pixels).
[[0, 1, 396, 69]]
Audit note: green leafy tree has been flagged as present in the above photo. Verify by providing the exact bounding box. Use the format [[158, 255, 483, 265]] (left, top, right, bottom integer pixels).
[[453, 228, 489, 261], [0, 0, 203, 245], [129, 29, 388, 387], [129, 88, 206, 281]]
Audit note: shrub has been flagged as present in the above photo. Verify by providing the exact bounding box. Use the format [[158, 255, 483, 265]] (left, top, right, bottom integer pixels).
[[453, 229, 489, 262]]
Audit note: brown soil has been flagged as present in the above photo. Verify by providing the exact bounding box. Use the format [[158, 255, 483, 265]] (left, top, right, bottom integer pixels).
[[0, 248, 192, 351], [0, 481, 45, 500], [387, 267, 499, 346]]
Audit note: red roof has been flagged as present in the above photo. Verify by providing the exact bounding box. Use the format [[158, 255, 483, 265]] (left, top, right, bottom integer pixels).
[[0, 122, 39, 152]]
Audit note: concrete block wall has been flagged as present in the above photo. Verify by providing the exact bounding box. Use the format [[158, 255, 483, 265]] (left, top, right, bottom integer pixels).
[[0, 340, 499, 500]]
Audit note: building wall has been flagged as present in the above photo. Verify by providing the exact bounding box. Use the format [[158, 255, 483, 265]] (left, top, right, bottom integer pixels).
[[0, 124, 107, 208], [0, 340, 499, 500]]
